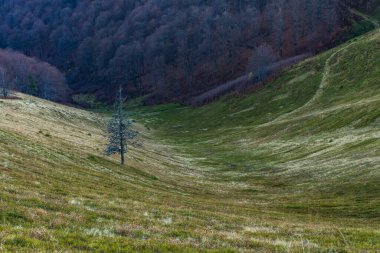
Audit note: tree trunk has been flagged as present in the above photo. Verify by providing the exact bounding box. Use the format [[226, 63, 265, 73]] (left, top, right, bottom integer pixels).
[[118, 84, 125, 166], [120, 144, 125, 165]]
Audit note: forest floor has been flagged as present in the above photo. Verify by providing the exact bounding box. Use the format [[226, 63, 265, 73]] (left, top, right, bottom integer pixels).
[[0, 26, 380, 253]]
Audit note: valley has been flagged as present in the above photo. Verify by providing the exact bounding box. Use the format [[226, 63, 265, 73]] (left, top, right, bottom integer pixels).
[[0, 25, 379, 252]]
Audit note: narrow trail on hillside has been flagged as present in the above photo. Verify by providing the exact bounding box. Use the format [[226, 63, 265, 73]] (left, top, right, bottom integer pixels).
[[256, 95, 380, 128], [268, 42, 355, 124], [348, 7, 380, 28]]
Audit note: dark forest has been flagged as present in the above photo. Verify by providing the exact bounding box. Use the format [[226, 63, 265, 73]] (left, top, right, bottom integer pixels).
[[0, 0, 376, 102]]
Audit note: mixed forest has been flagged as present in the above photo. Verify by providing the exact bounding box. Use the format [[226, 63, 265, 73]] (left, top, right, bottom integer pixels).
[[0, 0, 378, 102]]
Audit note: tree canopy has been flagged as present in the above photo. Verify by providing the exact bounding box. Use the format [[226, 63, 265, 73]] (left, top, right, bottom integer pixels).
[[0, 0, 359, 102]]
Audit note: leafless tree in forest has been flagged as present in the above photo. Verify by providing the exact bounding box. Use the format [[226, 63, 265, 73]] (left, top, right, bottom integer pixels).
[[247, 44, 277, 81], [0, 67, 10, 98]]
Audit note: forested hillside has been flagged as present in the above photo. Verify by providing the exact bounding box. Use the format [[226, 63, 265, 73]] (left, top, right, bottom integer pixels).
[[0, 49, 69, 102], [0, 0, 377, 102]]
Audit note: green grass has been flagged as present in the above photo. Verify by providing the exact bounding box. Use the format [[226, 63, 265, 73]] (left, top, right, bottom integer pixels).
[[132, 28, 380, 250], [0, 28, 380, 253], [345, 8, 380, 40]]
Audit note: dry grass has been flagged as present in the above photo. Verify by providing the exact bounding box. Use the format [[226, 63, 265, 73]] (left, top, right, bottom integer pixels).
[[0, 29, 380, 252]]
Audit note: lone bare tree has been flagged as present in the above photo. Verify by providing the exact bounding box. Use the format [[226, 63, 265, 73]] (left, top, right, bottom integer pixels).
[[0, 67, 10, 98], [105, 85, 138, 165]]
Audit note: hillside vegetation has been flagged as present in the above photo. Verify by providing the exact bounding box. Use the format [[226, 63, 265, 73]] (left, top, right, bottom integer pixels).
[[0, 28, 380, 253], [0, 0, 346, 100], [0, 49, 69, 102]]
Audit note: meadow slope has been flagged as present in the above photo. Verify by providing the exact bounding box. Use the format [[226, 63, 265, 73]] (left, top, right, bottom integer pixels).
[[0, 30, 380, 252]]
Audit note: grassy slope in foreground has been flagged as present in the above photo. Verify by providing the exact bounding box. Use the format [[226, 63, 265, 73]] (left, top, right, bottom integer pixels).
[[0, 31, 380, 253], [134, 28, 380, 250]]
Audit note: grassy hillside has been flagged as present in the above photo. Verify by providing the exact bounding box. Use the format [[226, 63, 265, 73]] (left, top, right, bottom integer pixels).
[[1, 29, 380, 253]]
